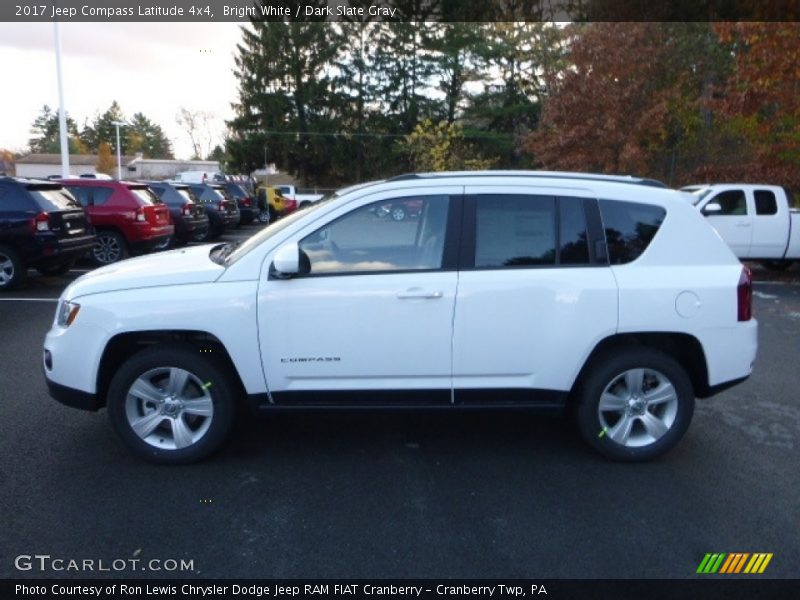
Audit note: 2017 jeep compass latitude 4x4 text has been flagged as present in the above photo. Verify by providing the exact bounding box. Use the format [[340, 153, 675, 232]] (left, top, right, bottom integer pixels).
[[43, 172, 757, 464]]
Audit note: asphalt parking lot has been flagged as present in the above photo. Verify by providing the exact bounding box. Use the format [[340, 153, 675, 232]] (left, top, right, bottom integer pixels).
[[0, 229, 798, 579]]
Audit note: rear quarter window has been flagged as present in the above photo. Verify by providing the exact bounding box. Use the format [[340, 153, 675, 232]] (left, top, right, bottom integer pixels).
[[599, 199, 666, 265]]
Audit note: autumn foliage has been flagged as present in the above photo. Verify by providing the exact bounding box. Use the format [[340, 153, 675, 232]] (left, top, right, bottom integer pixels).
[[525, 22, 800, 193]]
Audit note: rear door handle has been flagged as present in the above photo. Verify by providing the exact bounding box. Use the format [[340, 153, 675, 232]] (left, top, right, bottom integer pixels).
[[397, 289, 443, 300], [736, 222, 751, 227]]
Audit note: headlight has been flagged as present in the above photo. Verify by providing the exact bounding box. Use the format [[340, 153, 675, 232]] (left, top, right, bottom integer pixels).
[[56, 300, 81, 327]]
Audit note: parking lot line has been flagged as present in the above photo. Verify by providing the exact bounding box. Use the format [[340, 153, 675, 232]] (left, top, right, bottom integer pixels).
[[0, 297, 59, 302]]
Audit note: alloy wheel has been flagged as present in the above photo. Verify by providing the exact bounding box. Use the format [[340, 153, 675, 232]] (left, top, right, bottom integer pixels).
[[597, 368, 679, 448], [124, 367, 214, 451]]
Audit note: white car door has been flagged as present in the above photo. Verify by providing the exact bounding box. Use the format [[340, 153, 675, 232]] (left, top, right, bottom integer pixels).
[[258, 187, 461, 404], [452, 187, 618, 402], [702, 188, 753, 258]]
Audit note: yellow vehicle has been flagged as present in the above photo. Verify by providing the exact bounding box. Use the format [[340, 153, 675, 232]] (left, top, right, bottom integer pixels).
[[255, 185, 287, 224]]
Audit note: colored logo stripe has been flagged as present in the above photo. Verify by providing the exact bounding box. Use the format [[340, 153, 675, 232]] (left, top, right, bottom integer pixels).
[[697, 552, 773, 574]]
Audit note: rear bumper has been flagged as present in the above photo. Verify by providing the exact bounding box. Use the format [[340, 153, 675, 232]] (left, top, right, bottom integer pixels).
[[26, 233, 96, 267]]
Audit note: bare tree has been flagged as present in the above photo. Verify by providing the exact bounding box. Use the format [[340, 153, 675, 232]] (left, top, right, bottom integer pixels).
[[176, 107, 218, 159]]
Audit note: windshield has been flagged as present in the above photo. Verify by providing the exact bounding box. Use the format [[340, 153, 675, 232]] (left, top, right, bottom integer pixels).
[[224, 198, 331, 265], [686, 188, 712, 205]]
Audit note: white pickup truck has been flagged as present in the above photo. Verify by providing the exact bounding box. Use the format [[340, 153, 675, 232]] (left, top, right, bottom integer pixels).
[[682, 184, 800, 269], [274, 185, 324, 211]]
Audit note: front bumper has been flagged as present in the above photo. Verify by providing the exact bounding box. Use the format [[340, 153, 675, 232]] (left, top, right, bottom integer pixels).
[[46, 376, 101, 411]]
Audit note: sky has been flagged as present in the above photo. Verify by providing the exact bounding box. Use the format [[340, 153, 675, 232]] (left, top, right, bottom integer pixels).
[[0, 22, 243, 159]]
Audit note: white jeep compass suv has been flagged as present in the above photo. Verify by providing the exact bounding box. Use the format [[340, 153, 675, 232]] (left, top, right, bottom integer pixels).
[[43, 172, 757, 464]]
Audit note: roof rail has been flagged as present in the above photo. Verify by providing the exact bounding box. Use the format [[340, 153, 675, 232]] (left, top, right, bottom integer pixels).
[[387, 171, 667, 188]]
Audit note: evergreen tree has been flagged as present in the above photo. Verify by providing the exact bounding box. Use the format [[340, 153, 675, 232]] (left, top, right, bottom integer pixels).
[[28, 105, 86, 154], [82, 101, 126, 154], [126, 113, 174, 159]]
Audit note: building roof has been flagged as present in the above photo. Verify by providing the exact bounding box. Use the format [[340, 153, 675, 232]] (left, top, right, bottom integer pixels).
[[16, 153, 136, 166]]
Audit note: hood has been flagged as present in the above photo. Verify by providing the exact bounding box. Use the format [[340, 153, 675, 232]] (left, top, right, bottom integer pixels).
[[66, 245, 225, 299]]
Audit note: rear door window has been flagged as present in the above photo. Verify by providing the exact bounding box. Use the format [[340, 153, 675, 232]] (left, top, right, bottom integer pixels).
[[754, 190, 778, 215], [475, 195, 556, 267], [599, 200, 666, 265], [0, 184, 34, 211]]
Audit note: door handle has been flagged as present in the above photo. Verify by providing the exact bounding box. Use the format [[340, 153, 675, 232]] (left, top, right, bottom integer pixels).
[[736, 222, 751, 227], [396, 289, 443, 299]]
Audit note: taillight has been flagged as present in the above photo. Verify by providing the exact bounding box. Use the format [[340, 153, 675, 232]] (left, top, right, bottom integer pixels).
[[737, 266, 752, 322], [135, 208, 147, 222], [182, 204, 193, 216], [242, 197, 251, 207], [217, 202, 226, 212], [31, 212, 50, 232]]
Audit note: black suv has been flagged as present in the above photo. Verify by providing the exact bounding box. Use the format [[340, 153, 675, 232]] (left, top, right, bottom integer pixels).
[[144, 181, 209, 246], [0, 177, 95, 290], [185, 183, 240, 240], [219, 181, 257, 225]]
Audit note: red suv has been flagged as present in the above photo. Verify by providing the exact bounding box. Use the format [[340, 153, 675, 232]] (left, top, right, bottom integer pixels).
[[60, 179, 174, 265]]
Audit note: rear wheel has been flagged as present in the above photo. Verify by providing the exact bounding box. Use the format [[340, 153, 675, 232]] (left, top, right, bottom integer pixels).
[[92, 231, 128, 265], [0, 245, 25, 290], [107, 344, 237, 464], [154, 236, 173, 251], [391, 206, 406, 221], [575, 347, 694, 461]]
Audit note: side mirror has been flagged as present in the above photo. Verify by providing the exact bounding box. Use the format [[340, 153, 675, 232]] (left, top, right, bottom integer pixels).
[[271, 242, 299, 278], [702, 202, 722, 215]]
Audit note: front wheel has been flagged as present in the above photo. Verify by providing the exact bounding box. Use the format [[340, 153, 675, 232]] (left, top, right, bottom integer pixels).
[[575, 347, 694, 461], [107, 344, 237, 464]]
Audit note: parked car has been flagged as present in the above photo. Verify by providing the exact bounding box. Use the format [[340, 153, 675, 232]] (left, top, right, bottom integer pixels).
[[681, 183, 799, 270], [143, 181, 209, 247], [0, 177, 95, 289], [185, 183, 240, 240], [274, 184, 324, 212], [219, 182, 257, 225], [254, 185, 287, 224], [59, 179, 174, 265], [44, 171, 758, 464]]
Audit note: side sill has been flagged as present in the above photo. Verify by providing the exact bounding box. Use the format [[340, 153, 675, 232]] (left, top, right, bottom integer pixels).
[[246, 388, 567, 413]]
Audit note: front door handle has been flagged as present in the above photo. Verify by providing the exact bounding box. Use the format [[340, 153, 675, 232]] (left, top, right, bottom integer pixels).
[[397, 288, 443, 300]]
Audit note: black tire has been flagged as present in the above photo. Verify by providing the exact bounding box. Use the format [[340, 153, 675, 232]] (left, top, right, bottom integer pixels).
[[0, 244, 25, 291], [298, 201, 311, 210], [92, 230, 128, 265], [760, 260, 793, 271], [191, 228, 210, 243], [575, 347, 694, 462], [37, 260, 76, 277], [154, 236, 173, 251], [257, 208, 271, 224], [107, 344, 237, 464]]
